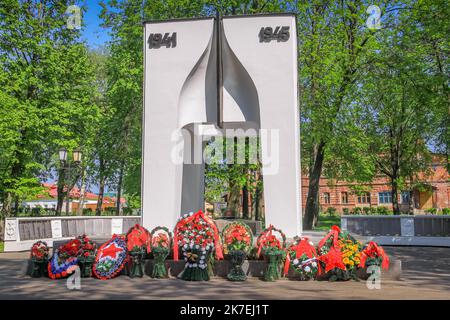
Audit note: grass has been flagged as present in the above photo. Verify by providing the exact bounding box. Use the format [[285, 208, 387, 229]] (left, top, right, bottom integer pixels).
[[313, 214, 341, 232], [0, 241, 4, 253]]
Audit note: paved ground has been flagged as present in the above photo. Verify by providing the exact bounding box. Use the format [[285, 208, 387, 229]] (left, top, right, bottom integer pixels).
[[0, 246, 449, 299]]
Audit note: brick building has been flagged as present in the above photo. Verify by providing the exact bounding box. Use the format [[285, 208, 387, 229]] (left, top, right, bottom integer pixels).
[[302, 156, 449, 214]]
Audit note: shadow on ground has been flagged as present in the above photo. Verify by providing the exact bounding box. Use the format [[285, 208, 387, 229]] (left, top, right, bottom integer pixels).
[[0, 247, 449, 299]]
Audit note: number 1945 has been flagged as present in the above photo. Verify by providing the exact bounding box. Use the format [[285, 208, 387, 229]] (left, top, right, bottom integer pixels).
[[259, 26, 290, 43]]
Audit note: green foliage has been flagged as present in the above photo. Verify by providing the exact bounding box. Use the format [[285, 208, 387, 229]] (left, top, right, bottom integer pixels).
[[0, 241, 3, 253], [376, 206, 389, 215], [342, 208, 350, 215], [425, 208, 438, 215], [0, 1, 100, 217], [82, 208, 94, 216], [442, 208, 450, 215], [352, 207, 362, 215], [313, 214, 341, 232], [362, 207, 370, 215], [326, 207, 337, 216]]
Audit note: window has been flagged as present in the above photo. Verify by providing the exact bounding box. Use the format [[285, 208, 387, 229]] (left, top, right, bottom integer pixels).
[[378, 192, 392, 204], [401, 191, 410, 204], [357, 192, 371, 204], [322, 192, 330, 204], [341, 192, 349, 204]]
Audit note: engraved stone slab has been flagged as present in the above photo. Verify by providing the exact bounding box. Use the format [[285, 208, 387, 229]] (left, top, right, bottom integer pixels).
[[5, 219, 18, 241], [111, 218, 123, 235], [51, 220, 63, 238], [400, 217, 415, 237]]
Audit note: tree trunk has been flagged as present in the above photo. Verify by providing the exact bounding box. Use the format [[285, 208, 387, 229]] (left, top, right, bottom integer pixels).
[[242, 184, 249, 219], [391, 177, 400, 215], [77, 166, 87, 215], [96, 159, 106, 216], [2, 192, 12, 217], [227, 181, 241, 217], [56, 167, 65, 215], [116, 160, 125, 216], [0, 217, 4, 242], [303, 141, 325, 230]]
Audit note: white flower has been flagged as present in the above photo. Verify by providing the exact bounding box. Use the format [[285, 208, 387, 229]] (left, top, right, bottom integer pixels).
[[189, 212, 193, 216], [183, 244, 188, 249], [199, 264, 206, 269], [195, 245, 200, 249], [309, 241, 314, 246], [304, 266, 311, 272], [192, 263, 198, 267], [311, 262, 317, 268], [293, 259, 299, 265], [183, 214, 188, 218]]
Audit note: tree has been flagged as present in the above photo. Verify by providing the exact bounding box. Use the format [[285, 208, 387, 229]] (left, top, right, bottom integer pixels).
[[357, 0, 448, 214], [0, 1, 98, 220]]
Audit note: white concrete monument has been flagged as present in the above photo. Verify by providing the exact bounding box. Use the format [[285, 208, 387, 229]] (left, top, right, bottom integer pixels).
[[142, 14, 302, 237]]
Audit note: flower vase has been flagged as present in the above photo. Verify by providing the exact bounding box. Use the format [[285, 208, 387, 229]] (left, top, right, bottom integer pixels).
[[128, 250, 145, 278], [78, 256, 95, 278], [263, 250, 284, 281], [151, 247, 169, 278], [180, 248, 210, 281], [31, 258, 48, 278], [227, 250, 247, 281]]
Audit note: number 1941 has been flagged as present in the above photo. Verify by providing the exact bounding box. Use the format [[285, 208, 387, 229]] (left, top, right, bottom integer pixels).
[[148, 32, 177, 49]]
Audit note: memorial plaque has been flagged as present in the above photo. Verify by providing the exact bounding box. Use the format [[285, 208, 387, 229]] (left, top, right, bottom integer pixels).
[[51, 220, 62, 238]]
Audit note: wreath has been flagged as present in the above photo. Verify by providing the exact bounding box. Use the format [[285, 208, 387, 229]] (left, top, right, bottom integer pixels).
[[256, 224, 286, 258], [221, 221, 253, 255], [173, 210, 223, 263], [150, 226, 173, 278], [92, 235, 128, 280], [359, 241, 389, 270], [284, 236, 319, 279], [30, 241, 49, 261], [126, 224, 152, 254], [150, 226, 172, 251], [48, 238, 82, 279], [317, 225, 361, 281], [173, 210, 223, 281]]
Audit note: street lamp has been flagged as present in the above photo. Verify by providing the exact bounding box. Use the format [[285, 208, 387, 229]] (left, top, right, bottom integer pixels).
[[59, 148, 68, 162], [73, 148, 82, 163], [58, 148, 83, 215]]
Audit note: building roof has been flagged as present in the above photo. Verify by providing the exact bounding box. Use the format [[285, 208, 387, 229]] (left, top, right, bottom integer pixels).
[[38, 183, 126, 204]]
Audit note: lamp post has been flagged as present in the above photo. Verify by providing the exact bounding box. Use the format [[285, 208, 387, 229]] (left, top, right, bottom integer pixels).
[[58, 148, 82, 215]]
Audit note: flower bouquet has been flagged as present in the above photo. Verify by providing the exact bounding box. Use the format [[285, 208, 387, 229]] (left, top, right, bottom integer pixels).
[[92, 235, 128, 280], [30, 241, 49, 278], [284, 237, 319, 280], [358, 241, 389, 280], [126, 224, 151, 278], [317, 225, 361, 281], [256, 225, 286, 282], [174, 210, 223, 281], [150, 226, 172, 278], [76, 235, 97, 278], [221, 222, 253, 281], [48, 238, 81, 279]]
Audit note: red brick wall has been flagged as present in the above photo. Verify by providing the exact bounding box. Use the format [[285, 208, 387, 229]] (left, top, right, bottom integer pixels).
[[301, 161, 450, 214]]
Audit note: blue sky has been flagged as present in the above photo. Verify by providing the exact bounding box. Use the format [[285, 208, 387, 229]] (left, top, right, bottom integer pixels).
[[81, 1, 110, 48]]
